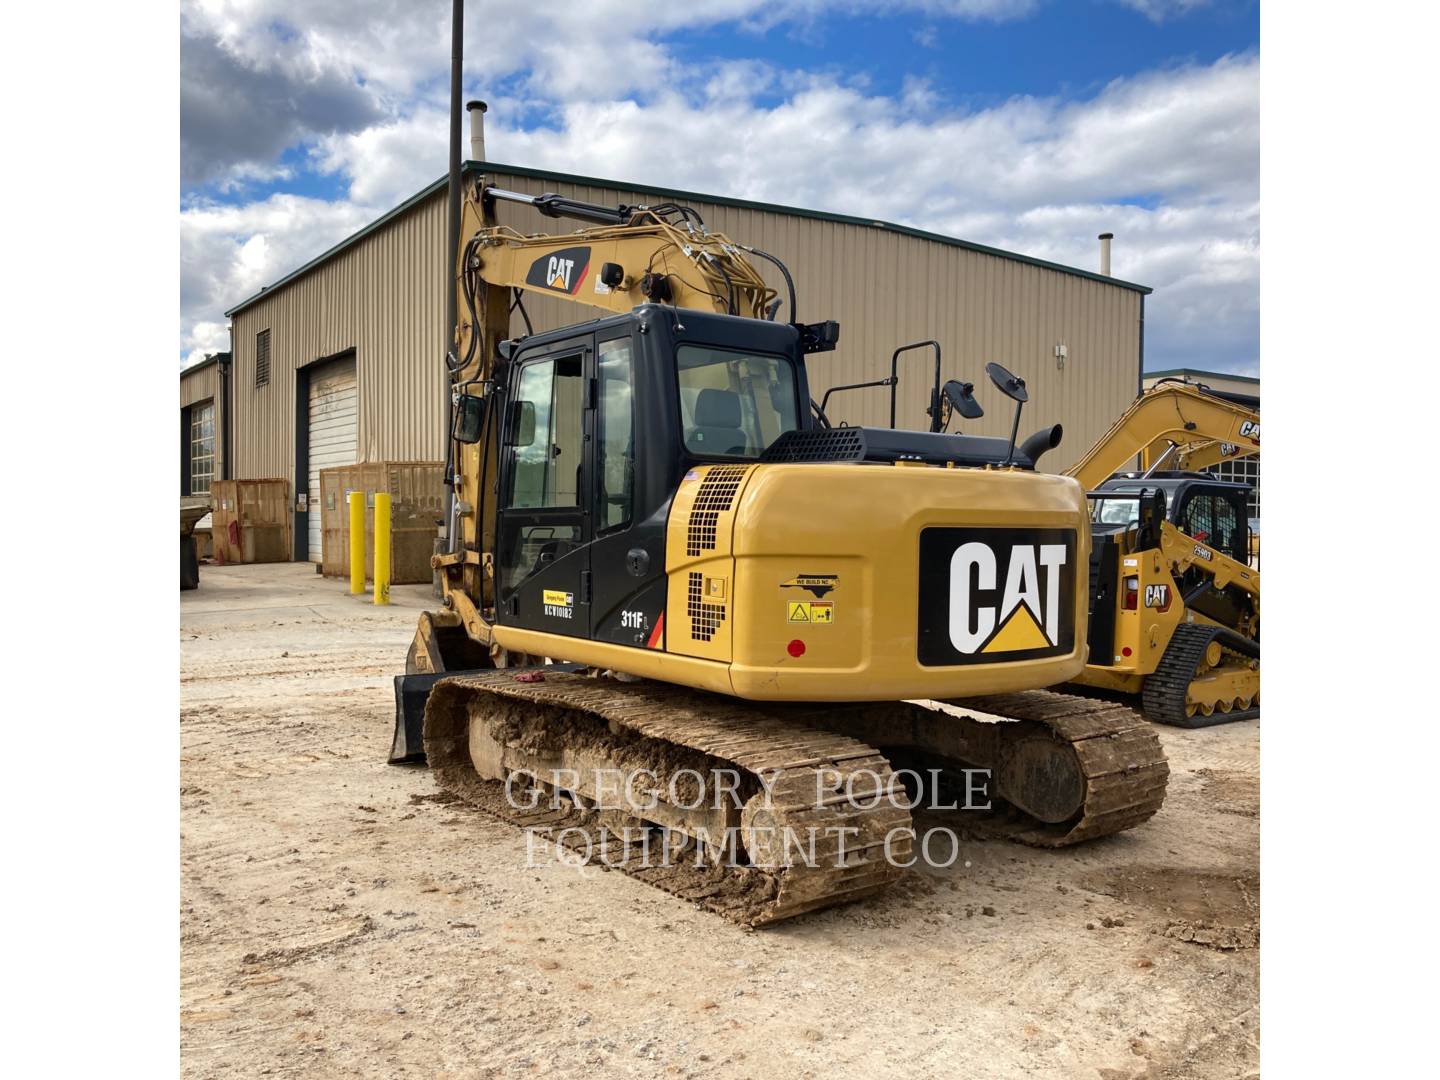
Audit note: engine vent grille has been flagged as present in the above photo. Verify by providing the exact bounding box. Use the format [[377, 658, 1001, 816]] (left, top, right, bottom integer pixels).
[[759, 427, 866, 463], [687, 571, 725, 641], [686, 465, 748, 557]]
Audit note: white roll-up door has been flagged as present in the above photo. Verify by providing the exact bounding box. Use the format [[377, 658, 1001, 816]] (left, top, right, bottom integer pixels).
[[307, 356, 357, 562]]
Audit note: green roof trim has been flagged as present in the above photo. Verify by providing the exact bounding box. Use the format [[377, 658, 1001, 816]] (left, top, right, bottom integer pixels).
[[225, 159, 1151, 318], [1145, 367, 1259, 385]]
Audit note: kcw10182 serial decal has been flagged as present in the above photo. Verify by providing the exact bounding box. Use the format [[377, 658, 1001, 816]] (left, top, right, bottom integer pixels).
[[917, 527, 1076, 666]]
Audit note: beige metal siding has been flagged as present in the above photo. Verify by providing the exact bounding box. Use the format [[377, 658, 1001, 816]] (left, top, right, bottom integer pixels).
[[229, 169, 1141, 492], [180, 360, 218, 407], [230, 195, 449, 485]]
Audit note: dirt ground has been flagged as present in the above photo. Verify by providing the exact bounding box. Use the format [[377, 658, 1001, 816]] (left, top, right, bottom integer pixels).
[[181, 563, 1259, 1079]]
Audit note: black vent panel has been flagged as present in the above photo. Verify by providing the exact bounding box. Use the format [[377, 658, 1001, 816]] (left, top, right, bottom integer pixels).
[[686, 465, 747, 557], [760, 427, 866, 464], [687, 571, 725, 642]]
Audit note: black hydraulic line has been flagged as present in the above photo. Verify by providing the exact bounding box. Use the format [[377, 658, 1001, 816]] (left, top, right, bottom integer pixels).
[[510, 290, 535, 336], [711, 257, 738, 315], [742, 246, 797, 323]]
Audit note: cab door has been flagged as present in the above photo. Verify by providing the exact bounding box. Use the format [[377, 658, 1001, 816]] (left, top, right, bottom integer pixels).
[[495, 337, 593, 637]]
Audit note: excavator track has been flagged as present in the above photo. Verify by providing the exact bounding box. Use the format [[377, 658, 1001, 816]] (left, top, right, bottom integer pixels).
[[423, 671, 913, 927], [420, 674, 1169, 926], [821, 691, 1170, 848], [938, 692, 1170, 846], [1142, 623, 1260, 728]]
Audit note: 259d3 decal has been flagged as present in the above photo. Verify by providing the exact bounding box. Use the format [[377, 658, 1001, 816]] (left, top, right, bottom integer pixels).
[[917, 527, 1077, 666]]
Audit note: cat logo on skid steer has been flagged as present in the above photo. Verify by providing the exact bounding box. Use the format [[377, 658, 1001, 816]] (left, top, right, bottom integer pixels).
[[917, 527, 1077, 666]]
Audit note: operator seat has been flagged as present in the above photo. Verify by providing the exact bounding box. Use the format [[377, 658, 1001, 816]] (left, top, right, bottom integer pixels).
[[689, 388, 748, 456]]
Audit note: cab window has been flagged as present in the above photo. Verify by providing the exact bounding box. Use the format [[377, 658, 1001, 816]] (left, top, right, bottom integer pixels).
[[505, 355, 584, 508], [677, 345, 798, 458]]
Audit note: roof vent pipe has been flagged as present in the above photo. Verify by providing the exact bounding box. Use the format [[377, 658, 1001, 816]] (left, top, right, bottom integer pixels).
[[467, 100, 487, 162], [1098, 232, 1113, 276]]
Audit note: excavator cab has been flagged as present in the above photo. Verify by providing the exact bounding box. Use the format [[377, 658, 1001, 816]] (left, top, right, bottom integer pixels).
[[490, 306, 810, 646]]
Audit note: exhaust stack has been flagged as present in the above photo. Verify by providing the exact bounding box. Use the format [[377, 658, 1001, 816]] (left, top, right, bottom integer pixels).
[[1098, 232, 1113, 276], [467, 100, 487, 162]]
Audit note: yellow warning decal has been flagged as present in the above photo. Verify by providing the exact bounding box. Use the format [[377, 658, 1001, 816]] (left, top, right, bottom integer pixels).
[[787, 601, 835, 624], [981, 604, 1050, 653], [542, 589, 573, 608]]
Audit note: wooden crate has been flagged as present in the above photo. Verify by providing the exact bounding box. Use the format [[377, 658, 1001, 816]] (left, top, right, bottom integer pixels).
[[320, 462, 445, 585], [210, 479, 291, 564]]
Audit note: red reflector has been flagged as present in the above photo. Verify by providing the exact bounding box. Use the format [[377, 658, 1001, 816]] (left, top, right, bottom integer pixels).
[[1123, 577, 1139, 610], [1121, 646, 1133, 657], [787, 639, 806, 658]]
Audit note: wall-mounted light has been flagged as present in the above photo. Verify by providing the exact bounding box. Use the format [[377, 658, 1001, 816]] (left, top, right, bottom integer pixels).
[[1055, 343, 1068, 370]]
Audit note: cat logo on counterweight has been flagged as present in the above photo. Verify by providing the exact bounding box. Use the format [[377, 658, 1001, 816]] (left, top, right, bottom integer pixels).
[[917, 527, 1076, 666]]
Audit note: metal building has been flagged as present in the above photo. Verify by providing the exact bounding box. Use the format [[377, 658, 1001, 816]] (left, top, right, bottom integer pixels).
[[214, 159, 1151, 563]]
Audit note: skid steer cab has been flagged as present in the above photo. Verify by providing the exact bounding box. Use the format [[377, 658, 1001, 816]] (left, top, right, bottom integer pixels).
[[394, 302, 1093, 762]]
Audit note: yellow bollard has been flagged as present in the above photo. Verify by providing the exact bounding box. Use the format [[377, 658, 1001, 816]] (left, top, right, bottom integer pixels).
[[373, 492, 391, 606], [348, 490, 365, 595]]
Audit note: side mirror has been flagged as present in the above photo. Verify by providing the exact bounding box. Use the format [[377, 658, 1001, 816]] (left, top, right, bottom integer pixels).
[[985, 361, 1030, 466], [509, 400, 537, 447], [942, 379, 984, 420], [985, 361, 1029, 403], [454, 394, 487, 444]]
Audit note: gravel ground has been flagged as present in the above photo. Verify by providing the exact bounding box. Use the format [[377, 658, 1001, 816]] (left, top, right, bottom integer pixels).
[[181, 563, 1259, 1079]]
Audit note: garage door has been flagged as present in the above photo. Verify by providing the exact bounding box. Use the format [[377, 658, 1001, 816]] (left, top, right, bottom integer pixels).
[[307, 356, 357, 562]]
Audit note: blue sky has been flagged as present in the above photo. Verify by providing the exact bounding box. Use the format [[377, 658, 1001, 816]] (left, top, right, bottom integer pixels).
[[180, 1, 1259, 373]]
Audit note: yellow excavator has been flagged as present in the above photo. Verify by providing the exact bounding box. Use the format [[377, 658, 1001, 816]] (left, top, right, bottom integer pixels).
[[1064, 382, 1260, 726], [386, 155, 1169, 925]]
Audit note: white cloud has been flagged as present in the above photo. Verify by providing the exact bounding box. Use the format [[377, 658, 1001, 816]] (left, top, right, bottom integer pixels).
[[1115, 0, 1211, 22], [180, 193, 376, 366], [179, 4, 1259, 373]]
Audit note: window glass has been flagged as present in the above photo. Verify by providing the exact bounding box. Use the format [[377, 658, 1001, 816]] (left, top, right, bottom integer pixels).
[[597, 339, 634, 531], [677, 345, 798, 458], [189, 400, 215, 495], [1092, 498, 1139, 526], [506, 355, 583, 508]]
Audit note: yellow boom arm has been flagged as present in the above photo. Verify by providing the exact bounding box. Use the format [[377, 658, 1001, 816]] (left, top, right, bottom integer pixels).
[[1065, 382, 1260, 491], [450, 177, 777, 385]]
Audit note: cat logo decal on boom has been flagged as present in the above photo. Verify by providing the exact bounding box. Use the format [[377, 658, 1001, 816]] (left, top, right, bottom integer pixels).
[[525, 246, 592, 295], [916, 528, 1076, 666]]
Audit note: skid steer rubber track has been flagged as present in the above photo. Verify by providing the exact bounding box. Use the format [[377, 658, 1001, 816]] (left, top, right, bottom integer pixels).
[[1142, 623, 1260, 728], [423, 671, 913, 927]]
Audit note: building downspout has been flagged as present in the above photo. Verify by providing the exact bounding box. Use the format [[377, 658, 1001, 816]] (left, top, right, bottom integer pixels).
[[220, 331, 233, 481]]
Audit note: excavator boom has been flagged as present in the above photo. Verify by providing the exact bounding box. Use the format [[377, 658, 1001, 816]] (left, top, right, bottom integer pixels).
[[1065, 381, 1260, 491]]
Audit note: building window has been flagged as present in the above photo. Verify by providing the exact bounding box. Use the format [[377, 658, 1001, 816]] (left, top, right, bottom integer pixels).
[[256, 329, 271, 388], [189, 400, 215, 494], [1205, 454, 1260, 519]]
